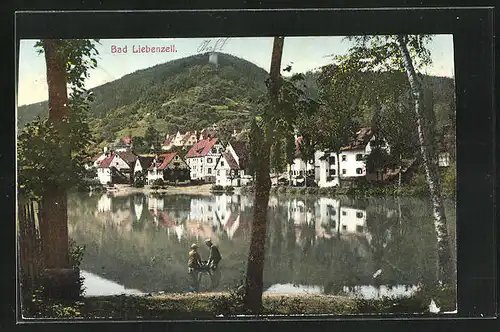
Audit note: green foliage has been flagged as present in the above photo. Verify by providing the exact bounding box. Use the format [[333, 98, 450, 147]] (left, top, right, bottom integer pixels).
[[440, 163, 456, 199], [134, 171, 146, 188], [152, 178, 165, 186], [144, 125, 160, 151], [17, 116, 95, 200], [19, 53, 268, 145], [225, 185, 235, 192]]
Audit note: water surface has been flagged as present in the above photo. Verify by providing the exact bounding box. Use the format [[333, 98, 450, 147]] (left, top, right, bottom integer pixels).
[[68, 192, 456, 297]]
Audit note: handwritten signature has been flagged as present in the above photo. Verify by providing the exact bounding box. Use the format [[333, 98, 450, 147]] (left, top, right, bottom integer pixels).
[[197, 38, 230, 53]]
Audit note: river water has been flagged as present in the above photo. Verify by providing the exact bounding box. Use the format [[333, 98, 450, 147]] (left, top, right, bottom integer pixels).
[[67, 192, 456, 299]]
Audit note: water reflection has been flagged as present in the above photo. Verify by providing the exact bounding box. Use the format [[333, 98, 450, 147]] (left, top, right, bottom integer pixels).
[[68, 192, 456, 296]]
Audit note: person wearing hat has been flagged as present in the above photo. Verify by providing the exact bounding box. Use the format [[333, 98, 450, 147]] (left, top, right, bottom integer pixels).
[[188, 243, 202, 291], [205, 239, 222, 271]]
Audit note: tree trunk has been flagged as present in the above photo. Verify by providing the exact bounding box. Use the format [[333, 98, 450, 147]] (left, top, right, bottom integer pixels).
[[40, 39, 70, 270], [39, 188, 69, 268], [243, 147, 271, 313], [396, 35, 453, 284], [243, 36, 284, 314]]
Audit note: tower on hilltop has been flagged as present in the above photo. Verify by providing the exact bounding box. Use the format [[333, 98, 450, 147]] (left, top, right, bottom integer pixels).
[[209, 52, 219, 67]]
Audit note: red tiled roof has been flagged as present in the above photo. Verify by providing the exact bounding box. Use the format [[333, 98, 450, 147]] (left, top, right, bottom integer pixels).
[[122, 137, 133, 144], [91, 153, 103, 162], [185, 138, 219, 158], [162, 136, 174, 146], [148, 153, 178, 170], [157, 153, 177, 170], [99, 154, 116, 168]]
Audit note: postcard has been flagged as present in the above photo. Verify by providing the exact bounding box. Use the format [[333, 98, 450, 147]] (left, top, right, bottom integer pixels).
[[16, 35, 457, 320]]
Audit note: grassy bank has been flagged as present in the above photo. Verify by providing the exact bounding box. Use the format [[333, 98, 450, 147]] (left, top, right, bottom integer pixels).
[[241, 182, 454, 199], [23, 286, 456, 320]]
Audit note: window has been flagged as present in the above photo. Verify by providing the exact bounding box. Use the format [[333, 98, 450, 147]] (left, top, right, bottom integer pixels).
[[329, 169, 336, 176], [342, 169, 346, 175], [342, 211, 347, 216], [356, 225, 364, 233], [211, 148, 217, 153], [226, 170, 230, 176], [217, 170, 220, 176], [356, 154, 363, 161], [342, 225, 347, 230], [328, 155, 336, 164], [341, 155, 346, 162], [221, 161, 225, 167], [356, 212, 363, 218], [356, 168, 363, 175], [207, 158, 213, 163], [208, 168, 212, 174]]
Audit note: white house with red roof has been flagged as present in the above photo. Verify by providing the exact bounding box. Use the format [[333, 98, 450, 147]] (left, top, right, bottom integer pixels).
[[214, 141, 251, 187], [96, 151, 138, 185], [146, 152, 190, 184], [185, 137, 224, 183]]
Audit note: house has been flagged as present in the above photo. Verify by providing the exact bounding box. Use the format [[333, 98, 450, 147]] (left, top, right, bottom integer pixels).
[[147, 152, 190, 184], [185, 137, 225, 183], [134, 156, 155, 176], [96, 151, 138, 185], [161, 131, 199, 151], [112, 137, 133, 152], [288, 136, 317, 186], [214, 141, 252, 187], [316, 127, 391, 187]]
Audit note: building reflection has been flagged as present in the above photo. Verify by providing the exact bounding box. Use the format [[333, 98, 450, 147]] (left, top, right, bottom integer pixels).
[[93, 193, 397, 246]]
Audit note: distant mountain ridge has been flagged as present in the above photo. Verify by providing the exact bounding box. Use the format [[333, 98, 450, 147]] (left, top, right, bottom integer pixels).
[[17, 52, 455, 146], [17, 52, 269, 143]]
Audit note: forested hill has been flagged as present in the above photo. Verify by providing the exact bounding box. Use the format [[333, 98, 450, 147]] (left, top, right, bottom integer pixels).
[[18, 51, 455, 146], [17, 52, 269, 143]]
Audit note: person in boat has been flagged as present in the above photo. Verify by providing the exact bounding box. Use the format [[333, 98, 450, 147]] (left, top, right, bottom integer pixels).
[[205, 238, 222, 270], [188, 243, 202, 291], [204, 239, 222, 289]]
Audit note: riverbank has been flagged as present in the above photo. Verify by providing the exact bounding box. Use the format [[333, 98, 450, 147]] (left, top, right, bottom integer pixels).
[[105, 183, 214, 196], [24, 287, 456, 319]]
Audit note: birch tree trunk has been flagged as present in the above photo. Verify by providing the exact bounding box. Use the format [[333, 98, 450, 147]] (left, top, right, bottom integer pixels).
[[396, 35, 453, 284], [243, 36, 284, 313], [40, 39, 70, 269]]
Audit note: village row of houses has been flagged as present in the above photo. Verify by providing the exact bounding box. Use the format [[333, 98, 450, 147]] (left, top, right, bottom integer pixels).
[[89, 126, 451, 187]]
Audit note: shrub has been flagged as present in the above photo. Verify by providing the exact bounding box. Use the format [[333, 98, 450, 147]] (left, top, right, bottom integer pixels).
[[306, 187, 319, 195], [225, 186, 235, 193], [152, 178, 165, 186], [134, 171, 146, 188], [211, 185, 224, 192]]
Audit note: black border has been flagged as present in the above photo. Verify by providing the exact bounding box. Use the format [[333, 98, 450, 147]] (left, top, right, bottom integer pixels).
[[2, 5, 497, 332]]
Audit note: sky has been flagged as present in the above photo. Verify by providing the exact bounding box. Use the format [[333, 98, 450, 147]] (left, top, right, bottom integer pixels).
[[17, 35, 455, 106]]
